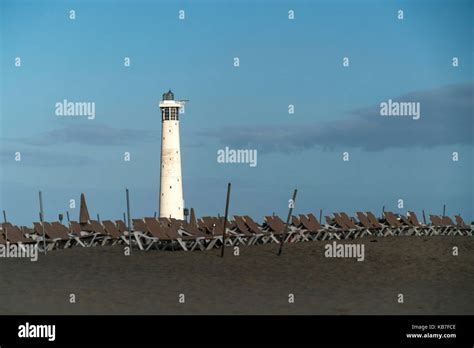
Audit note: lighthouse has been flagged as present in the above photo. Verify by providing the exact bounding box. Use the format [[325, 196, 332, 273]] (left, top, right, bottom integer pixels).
[[159, 90, 186, 220]]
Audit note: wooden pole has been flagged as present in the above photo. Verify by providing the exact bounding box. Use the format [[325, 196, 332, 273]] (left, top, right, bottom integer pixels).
[[97, 213, 100, 223], [422, 210, 427, 224], [126, 189, 132, 253], [443, 204, 446, 217], [2, 210, 6, 223], [220, 183, 232, 258], [278, 189, 298, 256], [319, 209, 322, 224], [39, 191, 46, 254], [66, 211, 70, 223]]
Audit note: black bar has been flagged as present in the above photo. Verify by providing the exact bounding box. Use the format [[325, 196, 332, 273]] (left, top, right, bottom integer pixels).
[[0, 315, 472, 345]]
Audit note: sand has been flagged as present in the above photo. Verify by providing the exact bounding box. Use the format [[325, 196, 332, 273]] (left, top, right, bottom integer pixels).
[[0, 236, 473, 315]]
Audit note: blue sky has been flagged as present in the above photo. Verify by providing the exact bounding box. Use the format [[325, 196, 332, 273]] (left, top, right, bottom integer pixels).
[[1, 0, 473, 225]]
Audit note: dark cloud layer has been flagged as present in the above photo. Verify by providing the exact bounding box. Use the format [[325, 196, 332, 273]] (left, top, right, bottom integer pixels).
[[7, 123, 159, 147], [0, 148, 95, 167], [198, 82, 473, 152]]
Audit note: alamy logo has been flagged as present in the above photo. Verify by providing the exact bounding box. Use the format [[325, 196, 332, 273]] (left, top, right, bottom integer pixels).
[[55, 99, 95, 119], [324, 241, 365, 262], [18, 322, 56, 341], [380, 99, 420, 120], [217, 146, 257, 167], [0, 243, 38, 261]]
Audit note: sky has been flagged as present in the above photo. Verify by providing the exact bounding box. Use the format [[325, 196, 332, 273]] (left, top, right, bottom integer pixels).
[[0, 0, 473, 225]]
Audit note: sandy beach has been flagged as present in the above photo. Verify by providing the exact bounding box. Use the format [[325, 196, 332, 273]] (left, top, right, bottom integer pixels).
[[0, 236, 473, 315]]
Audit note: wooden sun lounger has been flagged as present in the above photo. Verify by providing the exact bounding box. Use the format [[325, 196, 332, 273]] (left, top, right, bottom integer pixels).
[[233, 216, 260, 245], [429, 215, 449, 235], [264, 216, 298, 243], [291, 215, 301, 227], [298, 214, 325, 240], [160, 219, 201, 251], [88, 220, 113, 246], [132, 218, 159, 250], [102, 220, 129, 245], [1, 223, 37, 246], [407, 211, 435, 235], [383, 212, 407, 236], [441, 216, 462, 236], [209, 217, 245, 246], [454, 215, 472, 235], [243, 216, 273, 244], [69, 221, 100, 246], [179, 221, 209, 250], [32, 222, 72, 250], [366, 211, 390, 236], [339, 212, 370, 239]]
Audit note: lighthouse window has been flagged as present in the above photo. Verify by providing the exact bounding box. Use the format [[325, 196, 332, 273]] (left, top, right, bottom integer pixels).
[[170, 108, 178, 120], [170, 186, 172, 189], [163, 108, 170, 120]]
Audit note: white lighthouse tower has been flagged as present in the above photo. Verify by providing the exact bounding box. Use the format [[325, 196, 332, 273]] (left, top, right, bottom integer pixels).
[[159, 90, 186, 220]]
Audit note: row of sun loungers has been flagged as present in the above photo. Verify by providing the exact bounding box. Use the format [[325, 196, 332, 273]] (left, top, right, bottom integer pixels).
[[0, 212, 472, 252]]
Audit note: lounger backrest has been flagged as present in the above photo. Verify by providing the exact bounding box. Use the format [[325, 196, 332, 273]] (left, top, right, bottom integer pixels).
[[2, 224, 29, 243], [33, 222, 44, 236], [366, 212, 382, 228], [43, 222, 60, 239], [102, 220, 123, 238], [356, 212, 373, 228], [89, 220, 106, 235], [233, 216, 251, 233], [454, 215, 468, 228], [264, 216, 285, 233], [50, 222, 71, 239], [298, 215, 311, 230], [299, 214, 318, 232], [384, 212, 402, 228], [441, 216, 455, 226], [182, 221, 207, 237], [292, 215, 301, 227], [69, 221, 83, 235], [116, 220, 128, 233], [133, 219, 148, 233], [307, 214, 323, 231], [408, 212, 422, 227], [144, 218, 170, 239], [340, 213, 358, 229], [243, 216, 263, 234], [430, 215, 442, 226], [332, 213, 349, 230], [163, 221, 181, 239]]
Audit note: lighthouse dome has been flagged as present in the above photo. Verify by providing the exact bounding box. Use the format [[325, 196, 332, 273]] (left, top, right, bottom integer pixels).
[[163, 90, 174, 101]]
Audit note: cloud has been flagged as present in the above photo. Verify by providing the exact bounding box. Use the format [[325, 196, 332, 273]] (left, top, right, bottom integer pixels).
[[198, 82, 473, 152], [5, 123, 159, 147], [0, 148, 95, 167]]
